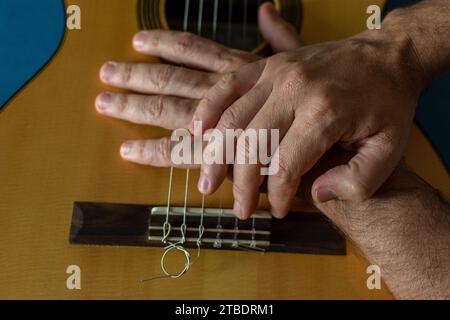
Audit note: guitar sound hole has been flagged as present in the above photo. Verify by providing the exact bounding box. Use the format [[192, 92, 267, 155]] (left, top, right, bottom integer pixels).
[[137, 0, 302, 54], [165, 0, 271, 52]]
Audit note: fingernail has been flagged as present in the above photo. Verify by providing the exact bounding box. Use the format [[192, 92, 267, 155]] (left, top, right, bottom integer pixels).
[[121, 142, 132, 157], [133, 32, 146, 50], [270, 207, 284, 219], [233, 201, 243, 219], [316, 187, 338, 203], [198, 174, 210, 194], [96, 93, 112, 112], [100, 62, 117, 82]]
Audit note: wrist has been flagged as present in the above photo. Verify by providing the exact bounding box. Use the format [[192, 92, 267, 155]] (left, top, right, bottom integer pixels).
[[351, 16, 428, 96], [320, 173, 450, 299], [318, 165, 431, 230], [364, 2, 450, 87]]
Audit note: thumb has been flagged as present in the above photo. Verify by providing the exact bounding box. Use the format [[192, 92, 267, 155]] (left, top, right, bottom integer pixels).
[[258, 2, 302, 52], [311, 132, 405, 202]]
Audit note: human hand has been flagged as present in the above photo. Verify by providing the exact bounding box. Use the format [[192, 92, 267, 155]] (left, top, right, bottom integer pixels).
[[193, 31, 426, 219], [96, 2, 301, 160]]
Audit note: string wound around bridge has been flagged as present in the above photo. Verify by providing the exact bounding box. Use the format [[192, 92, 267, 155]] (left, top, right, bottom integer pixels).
[[142, 167, 206, 282]]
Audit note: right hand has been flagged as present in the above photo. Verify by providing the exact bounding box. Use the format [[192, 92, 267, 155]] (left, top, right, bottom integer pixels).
[[96, 3, 301, 168]]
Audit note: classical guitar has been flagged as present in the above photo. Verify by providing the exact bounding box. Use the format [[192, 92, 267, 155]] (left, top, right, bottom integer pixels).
[[0, 0, 448, 299]]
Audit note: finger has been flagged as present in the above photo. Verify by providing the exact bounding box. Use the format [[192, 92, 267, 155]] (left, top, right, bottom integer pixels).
[[198, 84, 272, 195], [190, 60, 267, 134], [95, 92, 196, 129], [99, 61, 219, 99], [312, 130, 405, 203], [232, 93, 295, 219], [120, 136, 200, 169], [133, 30, 257, 73], [267, 93, 344, 218], [197, 132, 230, 197], [259, 3, 302, 52], [267, 115, 338, 219]]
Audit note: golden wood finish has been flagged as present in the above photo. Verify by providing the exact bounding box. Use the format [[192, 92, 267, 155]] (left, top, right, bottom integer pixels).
[[0, 0, 448, 299]]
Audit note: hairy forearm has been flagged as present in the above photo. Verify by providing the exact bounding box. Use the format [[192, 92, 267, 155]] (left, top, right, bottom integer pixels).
[[334, 1, 450, 298], [317, 167, 450, 299]]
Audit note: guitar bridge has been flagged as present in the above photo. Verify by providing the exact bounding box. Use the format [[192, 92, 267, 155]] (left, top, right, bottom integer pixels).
[[148, 207, 272, 250], [70, 202, 346, 255]]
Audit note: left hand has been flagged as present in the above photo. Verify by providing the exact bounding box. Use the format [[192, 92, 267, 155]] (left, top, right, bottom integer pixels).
[[96, 3, 301, 167]]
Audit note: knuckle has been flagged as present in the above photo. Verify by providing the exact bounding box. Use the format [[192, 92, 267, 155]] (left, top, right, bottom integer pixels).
[[218, 72, 237, 90], [121, 63, 134, 84], [148, 31, 161, 48], [217, 51, 249, 72], [136, 140, 148, 162], [347, 169, 373, 201], [117, 94, 129, 114], [299, 101, 340, 147], [216, 51, 234, 73], [281, 65, 310, 92], [143, 96, 164, 122], [200, 95, 214, 111], [157, 137, 172, 161], [219, 108, 240, 129], [316, 91, 340, 119], [174, 32, 195, 55], [232, 180, 249, 198], [154, 65, 173, 90], [308, 102, 337, 126], [274, 159, 294, 183]]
